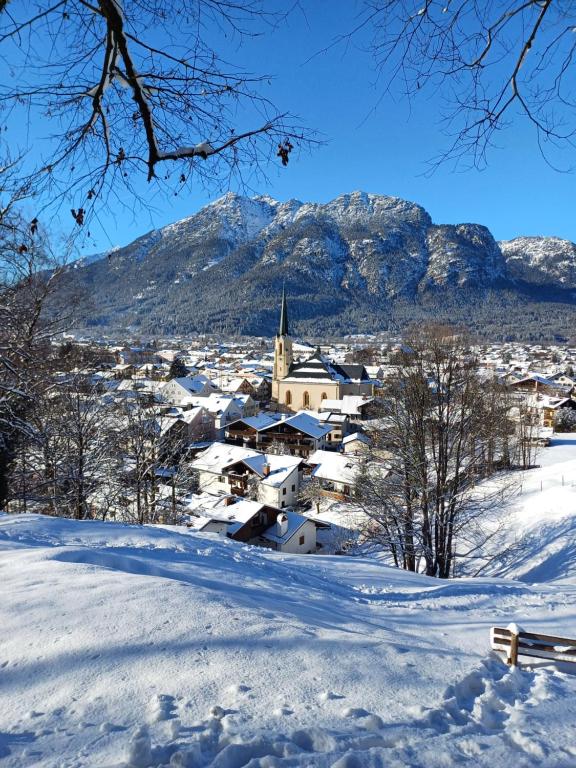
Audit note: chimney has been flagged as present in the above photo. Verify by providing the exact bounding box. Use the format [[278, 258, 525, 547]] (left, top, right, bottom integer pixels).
[[223, 495, 236, 507], [276, 512, 289, 537], [263, 462, 271, 477]]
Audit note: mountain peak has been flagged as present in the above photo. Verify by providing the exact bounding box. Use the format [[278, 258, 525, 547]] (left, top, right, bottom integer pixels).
[[58, 191, 576, 341]]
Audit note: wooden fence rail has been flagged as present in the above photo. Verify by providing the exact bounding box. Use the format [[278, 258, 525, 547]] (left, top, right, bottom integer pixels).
[[491, 625, 576, 666]]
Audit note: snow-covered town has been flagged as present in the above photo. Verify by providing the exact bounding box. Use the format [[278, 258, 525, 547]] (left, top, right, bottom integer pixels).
[[7, 291, 576, 555], [5, 2, 576, 767], [3, 288, 576, 764]]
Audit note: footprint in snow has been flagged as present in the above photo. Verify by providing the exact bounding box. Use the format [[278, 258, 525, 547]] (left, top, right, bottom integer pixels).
[[319, 690, 345, 702], [228, 683, 251, 696], [99, 722, 127, 734], [270, 703, 291, 715], [341, 707, 385, 731], [25, 711, 44, 720], [147, 694, 177, 723]]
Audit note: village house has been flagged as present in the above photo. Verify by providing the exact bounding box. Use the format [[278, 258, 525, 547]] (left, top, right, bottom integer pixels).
[[312, 411, 349, 448], [155, 406, 216, 444], [550, 371, 576, 388], [258, 510, 318, 554], [192, 442, 302, 508], [182, 393, 252, 438], [531, 395, 576, 428], [186, 497, 318, 553], [224, 413, 281, 447], [231, 393, 259, 418], [247, 376, 272, 402], [319, 395, 374, 420], [219, 377, 256, 396], [111, 363, 135, 380], [161, 375, 219, 404], [226, 411, 333, 457], [306, 450, 361, 500], [342, 432, 371, 455], [507, 374, 572, 398], [133, 362, 169, 380]]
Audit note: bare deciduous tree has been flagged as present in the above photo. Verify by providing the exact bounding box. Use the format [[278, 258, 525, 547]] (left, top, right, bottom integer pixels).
[[299, 475, 324, 514], [355, 325, 516, 578], [355, 1, 576, 169], [7, 375, 119, 519], [1, 1, 314, 223], [0, 167, 67, 506]]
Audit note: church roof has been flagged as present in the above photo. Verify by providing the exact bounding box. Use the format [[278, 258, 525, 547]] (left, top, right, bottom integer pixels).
[[282, 350, 371, 385], [333, 364, 371, 382], [283, 349, 343, 383]]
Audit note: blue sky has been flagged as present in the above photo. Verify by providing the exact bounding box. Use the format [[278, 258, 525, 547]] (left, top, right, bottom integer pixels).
[[8, 2, 576, 253]]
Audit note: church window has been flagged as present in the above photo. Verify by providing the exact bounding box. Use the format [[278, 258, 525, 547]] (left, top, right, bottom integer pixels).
[[285, 391, 292, 406], [303, 391, 310, 408], [321, 392, 327, 400], [279, 342, 283, 356]]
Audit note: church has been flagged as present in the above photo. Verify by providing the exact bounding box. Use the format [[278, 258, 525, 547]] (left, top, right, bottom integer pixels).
[[271, 289, 373, 411]]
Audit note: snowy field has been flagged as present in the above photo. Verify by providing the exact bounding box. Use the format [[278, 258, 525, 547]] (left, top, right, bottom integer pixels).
[[2, 437, 576, 767]]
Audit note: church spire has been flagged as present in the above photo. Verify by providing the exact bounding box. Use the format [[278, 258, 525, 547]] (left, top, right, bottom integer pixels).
[[278, 285, 289, 337]]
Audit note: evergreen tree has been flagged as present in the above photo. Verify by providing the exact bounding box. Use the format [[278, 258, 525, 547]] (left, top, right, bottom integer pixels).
[[168, 357, 188, 379]]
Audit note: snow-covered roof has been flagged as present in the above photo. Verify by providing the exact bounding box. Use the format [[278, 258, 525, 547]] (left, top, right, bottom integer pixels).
[[192, 443, 301, 486], [316, 412, 348, 424], [243, 453, 302, 487], [319, 396, 374, 415], [195, 498, 266, 526], [184, 491, 234, 513], [162, 376, 217, 396], [227, 413, 282, 431], [182, 393, 244, 416], [510, 374, 564, 388], [220, 377, 250, 392], [261, 412, 332, 440], [192, 443, 256, 473], [261, 510, 310, 544], [179, 406, 211, 424], [283, 349, 347, 384], [308, 450, 361, 484], [342, 432, 370, 445], [533, 396, 572, 410]]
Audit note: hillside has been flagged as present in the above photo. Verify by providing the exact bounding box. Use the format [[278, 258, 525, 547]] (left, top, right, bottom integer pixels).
[[2, 438, 576, 768], [52, 192, 576, 340]]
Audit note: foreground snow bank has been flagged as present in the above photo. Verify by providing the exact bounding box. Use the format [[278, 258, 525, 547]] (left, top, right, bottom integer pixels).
[[1, 514, 576, 767]]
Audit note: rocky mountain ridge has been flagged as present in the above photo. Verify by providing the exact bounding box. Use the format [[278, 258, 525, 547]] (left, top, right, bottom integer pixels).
[[56, 192, 576, 341]]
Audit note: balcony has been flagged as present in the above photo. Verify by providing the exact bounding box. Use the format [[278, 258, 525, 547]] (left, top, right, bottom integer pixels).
[[228, 472, 249, 497]]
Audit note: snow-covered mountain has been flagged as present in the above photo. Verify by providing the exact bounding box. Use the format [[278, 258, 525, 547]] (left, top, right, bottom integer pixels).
[[54, 192, 576, 339], [499, 236, 576, 287]]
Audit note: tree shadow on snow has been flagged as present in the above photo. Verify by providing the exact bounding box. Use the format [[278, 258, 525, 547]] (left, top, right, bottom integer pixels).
[[0, 730, 37, 758]]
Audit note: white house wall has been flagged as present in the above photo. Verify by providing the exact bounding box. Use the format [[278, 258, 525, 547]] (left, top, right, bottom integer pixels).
[[197, 471, 231, 495], [278, 520, 317, 554], [258, 467, 300, 509]]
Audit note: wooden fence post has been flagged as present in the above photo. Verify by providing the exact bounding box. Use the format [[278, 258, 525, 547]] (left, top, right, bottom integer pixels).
[[507, 629, 519, 666]]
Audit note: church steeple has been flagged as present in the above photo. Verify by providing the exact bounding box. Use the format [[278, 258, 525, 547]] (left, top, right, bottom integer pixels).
[[278, 284, 289, 337], [272, 287, 293, 401]]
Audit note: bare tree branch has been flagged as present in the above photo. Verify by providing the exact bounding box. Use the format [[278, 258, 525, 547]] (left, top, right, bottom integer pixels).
[[350, 0, 576, 170], [0, 1, 317, 225]]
